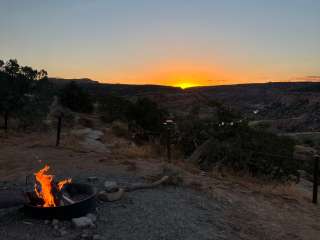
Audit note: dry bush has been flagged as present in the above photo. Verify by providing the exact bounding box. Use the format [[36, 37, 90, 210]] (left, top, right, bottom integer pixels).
[[61, 131, 86, 150], [113, 143, 160, 160]]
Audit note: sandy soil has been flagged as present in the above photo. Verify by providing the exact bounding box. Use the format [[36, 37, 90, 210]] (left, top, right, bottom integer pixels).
[[0, 129, 319, 240]]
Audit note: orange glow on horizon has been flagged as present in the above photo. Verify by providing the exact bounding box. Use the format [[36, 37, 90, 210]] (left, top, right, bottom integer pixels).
[[49, 60, 297, 87], [102, 60, 235, 87]]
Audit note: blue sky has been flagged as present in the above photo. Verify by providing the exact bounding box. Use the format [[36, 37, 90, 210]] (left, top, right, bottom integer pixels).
[[0, 0, 319, 86]]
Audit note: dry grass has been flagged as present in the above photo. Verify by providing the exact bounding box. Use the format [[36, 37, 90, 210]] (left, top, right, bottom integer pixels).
[[163, 159, 305, 202], [204, 167, 304, 201], [2, 125, 304, 201], [100, 126, 165, 160], [113, 143, 161, 160], [120, 160, 137, 171]]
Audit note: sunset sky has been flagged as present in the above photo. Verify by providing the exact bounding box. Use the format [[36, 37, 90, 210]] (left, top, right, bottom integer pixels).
[[1, 0, 319, 87]]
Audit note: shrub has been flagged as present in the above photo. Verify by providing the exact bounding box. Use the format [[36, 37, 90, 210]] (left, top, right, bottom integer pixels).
[[200, 124, 298, 180], [98, 94, 132, 123], [178, 102, 298, 180]]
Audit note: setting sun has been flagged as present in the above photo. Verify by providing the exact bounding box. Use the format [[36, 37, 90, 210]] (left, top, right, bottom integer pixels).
[[174, 82, 200, 89]]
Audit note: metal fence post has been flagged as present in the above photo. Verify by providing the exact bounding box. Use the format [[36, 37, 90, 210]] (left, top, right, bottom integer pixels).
[[312, 155, 319, 204]]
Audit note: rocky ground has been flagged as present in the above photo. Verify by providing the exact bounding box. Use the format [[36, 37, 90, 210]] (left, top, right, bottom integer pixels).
[[0, 127, 319, 240], [0, 179, 236, 240]]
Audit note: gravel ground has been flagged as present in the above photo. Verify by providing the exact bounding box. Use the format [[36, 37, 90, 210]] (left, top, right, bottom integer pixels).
[[1, 131, 319, 240], [0, 176, 235, 240]]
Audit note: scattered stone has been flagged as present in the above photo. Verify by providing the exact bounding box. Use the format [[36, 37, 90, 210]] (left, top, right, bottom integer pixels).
[[53, 225, 59, 230], [98, 188, 125, 202], [86, 213, 97, 222], [52, 219, 59, 226], [59, 229, 68, 236], [87, 176, 99, 183], [52, 231, 61, 238], [81, 232, 89, 239], [93, 234, 103, 240], [44, 220, 50, 225], [72, 216, 95, 228], [104, 181, 118, 192]]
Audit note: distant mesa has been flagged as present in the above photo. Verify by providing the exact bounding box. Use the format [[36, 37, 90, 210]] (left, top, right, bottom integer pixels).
[[48, 77, 99, 85]]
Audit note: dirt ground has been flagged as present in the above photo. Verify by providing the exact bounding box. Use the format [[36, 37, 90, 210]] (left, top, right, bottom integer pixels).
[[0, 128, 320, 240]]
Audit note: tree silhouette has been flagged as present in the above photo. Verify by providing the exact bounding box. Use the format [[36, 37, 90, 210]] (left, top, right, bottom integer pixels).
[[59, 81, 93, 113], [0, 59, 51, 132], [127, 97, 167, 132]]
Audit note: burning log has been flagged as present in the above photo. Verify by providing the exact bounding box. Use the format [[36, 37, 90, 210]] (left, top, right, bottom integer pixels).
[[61, 194, 75, 205], [33, 165, 72, 207]]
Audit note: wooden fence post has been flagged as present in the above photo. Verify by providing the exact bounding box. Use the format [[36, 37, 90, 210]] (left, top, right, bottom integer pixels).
[[56, 115, 62, 147], [312, 155, 319, 204]]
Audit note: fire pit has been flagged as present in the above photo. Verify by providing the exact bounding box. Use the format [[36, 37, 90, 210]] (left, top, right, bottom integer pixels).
[[23, 165, 96, 219], [24, 183, 96, 219]]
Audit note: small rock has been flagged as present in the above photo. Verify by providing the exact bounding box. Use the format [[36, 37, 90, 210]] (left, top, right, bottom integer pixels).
[[44, 220, 50, 225], [93, 234, 103, 240], [52, 231, 61, 237], [104, 181, 118, 192], [81, 233, 89, 239], [59, 230, 68, 236], [87, 176, 99, 182], [72, 216, 95, 228], [53, 225, 59, 230], [86, 213, 97, 222], [52, 219, 59, 226], [98, 188, 125, 202]]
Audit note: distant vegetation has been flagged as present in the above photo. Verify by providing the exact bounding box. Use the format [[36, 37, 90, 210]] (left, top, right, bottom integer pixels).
[[178, 102, 298, 180], [0, 58, 300, 181]]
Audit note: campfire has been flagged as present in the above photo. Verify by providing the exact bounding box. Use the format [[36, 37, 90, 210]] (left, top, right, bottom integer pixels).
[[24, 165, 96, 219], [33, 165, 72, 207]]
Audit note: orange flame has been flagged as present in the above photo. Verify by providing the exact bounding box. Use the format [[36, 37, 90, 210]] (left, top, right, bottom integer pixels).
[[34, 165, 72, 207], [57, 178, 72, 191]]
